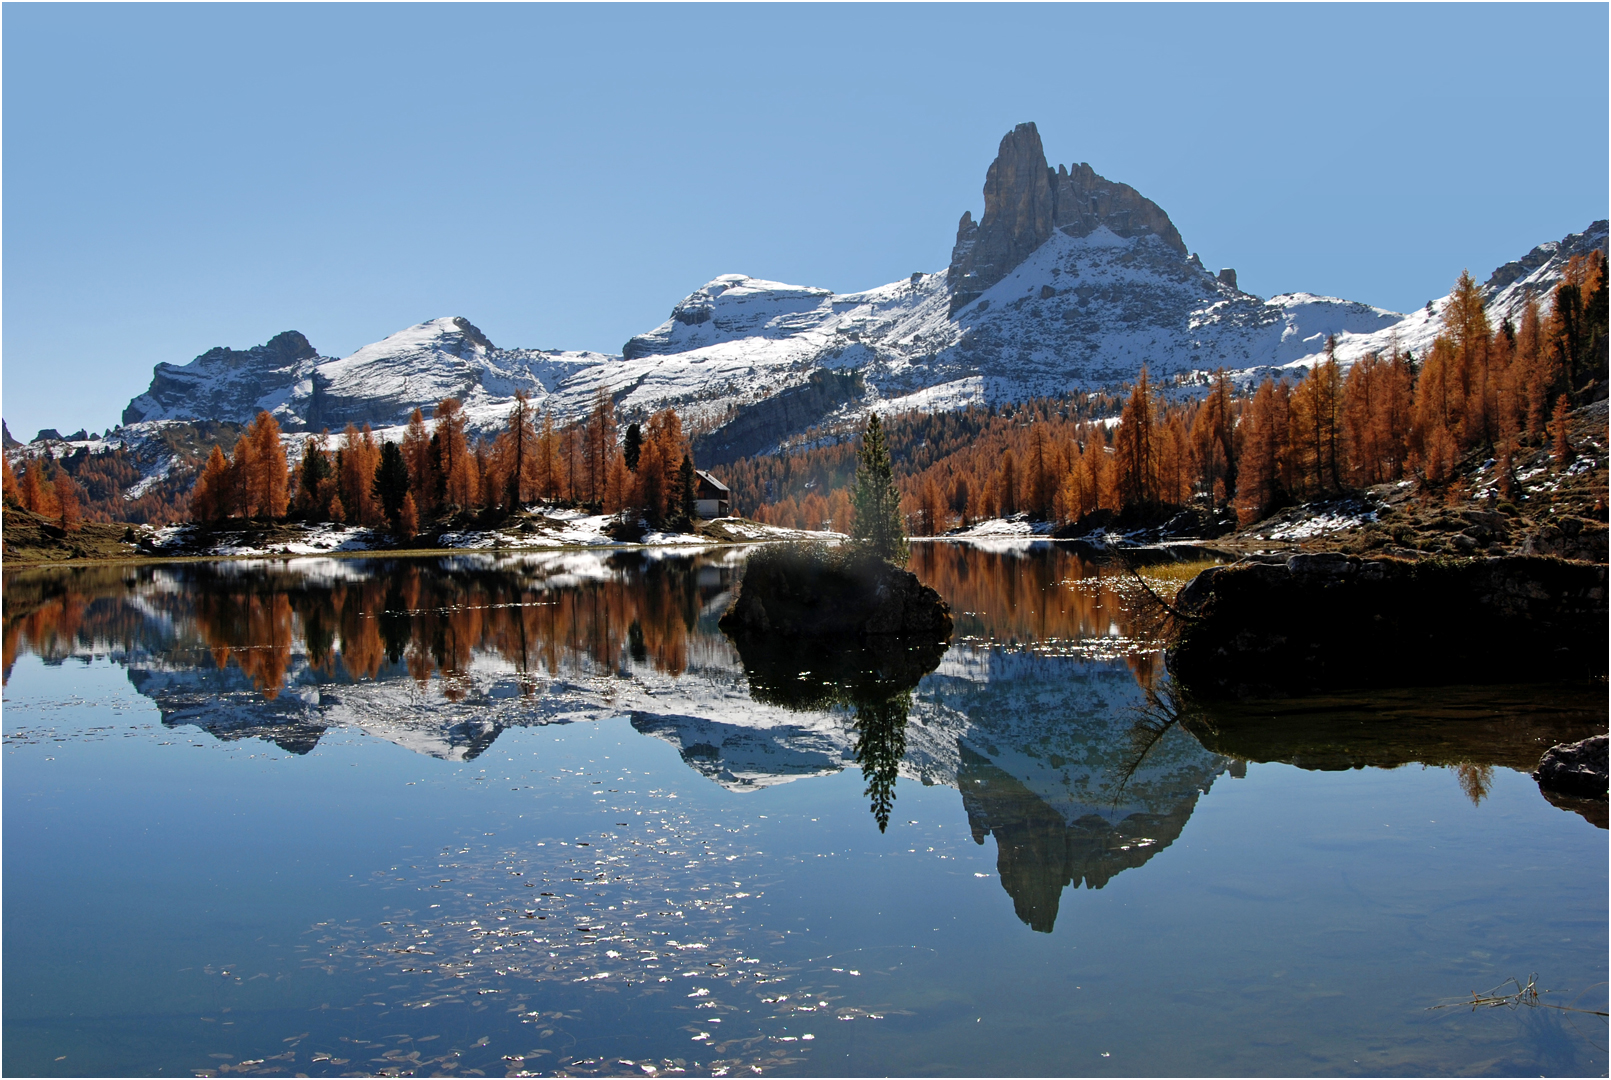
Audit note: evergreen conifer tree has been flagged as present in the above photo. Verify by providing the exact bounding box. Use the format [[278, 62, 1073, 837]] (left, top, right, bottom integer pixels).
[[675, 454, 697, 530], [372, 441, 412, 529], [623, 423, 643, 472], [852, 413, 908, 562]]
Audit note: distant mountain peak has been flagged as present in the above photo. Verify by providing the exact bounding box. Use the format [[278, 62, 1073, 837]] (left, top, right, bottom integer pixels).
[[1482, 220, 1609, 298], [948, 121, 1186, 312], [123, 330, 326, 427], [622, 275, 835, 360]]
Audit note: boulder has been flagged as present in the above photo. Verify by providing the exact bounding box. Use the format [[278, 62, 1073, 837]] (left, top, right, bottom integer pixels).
[[1534, 734, 1608, 800], [1521, 515, 1609, 562], [720, 545, 953, 640], [1168, 555, 1608, 698]]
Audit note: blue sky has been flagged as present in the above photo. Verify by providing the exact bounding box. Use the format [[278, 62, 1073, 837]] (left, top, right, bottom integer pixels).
[[4, 3, 1607, 438]]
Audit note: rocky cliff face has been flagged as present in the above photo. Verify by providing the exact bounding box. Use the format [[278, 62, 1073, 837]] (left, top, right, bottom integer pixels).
[[947, 122, 1185, 312], [122, 330, 322, 427], [1486, 221, 1609, 294]]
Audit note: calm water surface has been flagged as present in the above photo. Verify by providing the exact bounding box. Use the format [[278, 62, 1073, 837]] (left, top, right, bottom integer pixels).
[[4, 543, 1606, 1077]]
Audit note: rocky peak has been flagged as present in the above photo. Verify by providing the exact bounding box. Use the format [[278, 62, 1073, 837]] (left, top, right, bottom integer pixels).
[[122, 330, 325, 427], [948, 122, 1188, 312], [947, 123, 1056, 313], [1047, 161, 1185, 254], [194, 330, 318, 368], [1483, 219, 1608, 297], [449, 317, 495, 352]]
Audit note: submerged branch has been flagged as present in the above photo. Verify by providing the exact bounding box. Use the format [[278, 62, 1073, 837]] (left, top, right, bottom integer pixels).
[[1428, 974, 1609, 1017]]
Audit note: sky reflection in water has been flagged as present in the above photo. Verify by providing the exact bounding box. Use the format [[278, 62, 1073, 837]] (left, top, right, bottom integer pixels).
[[3, 543, 1605, 1077]]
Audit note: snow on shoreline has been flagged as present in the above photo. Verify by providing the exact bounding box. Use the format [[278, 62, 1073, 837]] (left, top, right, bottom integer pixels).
[[145, 513, 842, 560]]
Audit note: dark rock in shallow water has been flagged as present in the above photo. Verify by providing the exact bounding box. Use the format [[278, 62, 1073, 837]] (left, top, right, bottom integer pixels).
[[720, 545, 952, 833], [720, 545, 953, 713], [1167, 554, 1607, 698], [720, 546, 953, 640], [1534, 734, 1609, 800]]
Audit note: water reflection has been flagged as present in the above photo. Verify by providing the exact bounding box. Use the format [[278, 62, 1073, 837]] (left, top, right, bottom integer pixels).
[[26, 543, 1590, 934], [8, 545, 1607, 1080], [726, 614, 950, 832], [4, 552, 740, 760], [1178, 685, 1609, 828]]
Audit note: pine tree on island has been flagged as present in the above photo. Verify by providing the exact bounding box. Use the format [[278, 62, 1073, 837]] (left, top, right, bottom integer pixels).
[[852, 413, 908, 563]]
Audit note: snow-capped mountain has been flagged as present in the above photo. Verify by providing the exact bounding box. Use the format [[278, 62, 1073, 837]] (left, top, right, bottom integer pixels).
[[95, 122, 1605, 466], [122, 316, 612, 436]]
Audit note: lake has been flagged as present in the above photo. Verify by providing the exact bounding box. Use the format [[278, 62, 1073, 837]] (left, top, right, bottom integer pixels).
[[3, 543, 1605, 1077]]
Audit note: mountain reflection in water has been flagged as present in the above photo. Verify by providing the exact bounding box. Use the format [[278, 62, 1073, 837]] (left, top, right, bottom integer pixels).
[[6, 544, 1232, 930]]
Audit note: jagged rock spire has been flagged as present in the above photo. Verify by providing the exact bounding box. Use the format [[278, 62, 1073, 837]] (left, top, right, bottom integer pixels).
[[947, 121, 1187, 313]]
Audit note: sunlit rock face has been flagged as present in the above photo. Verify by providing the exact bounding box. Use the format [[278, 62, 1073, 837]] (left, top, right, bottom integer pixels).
[[121, 331, 323, 428], [119, 317, 607, 435], [947, 121, 1186, 313]]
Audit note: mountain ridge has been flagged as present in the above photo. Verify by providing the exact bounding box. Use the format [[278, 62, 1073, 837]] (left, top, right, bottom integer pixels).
[[24, 123, 1607, 467]]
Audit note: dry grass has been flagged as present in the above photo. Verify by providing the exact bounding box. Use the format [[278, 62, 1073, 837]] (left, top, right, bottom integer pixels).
[[1122, 558, 1222, 600]]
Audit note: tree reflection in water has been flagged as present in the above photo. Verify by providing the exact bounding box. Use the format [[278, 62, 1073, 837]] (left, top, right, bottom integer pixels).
[[12, 545, 1595, 934], [1176, 683, 1608, 828], [852, 692, 910, 832], [724, 622, 948, 832], [4, 553, 724, 692], [2, 553, 740, 759]]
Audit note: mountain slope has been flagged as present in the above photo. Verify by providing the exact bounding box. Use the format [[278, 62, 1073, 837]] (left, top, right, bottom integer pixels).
[[88, 122, 1605, 468], [1315, 219, 1609, 371]]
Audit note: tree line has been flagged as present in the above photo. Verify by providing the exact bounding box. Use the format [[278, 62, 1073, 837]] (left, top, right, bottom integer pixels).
[[3, 456, 84, 529], [6, 253, 1602, 539], [2, 426, 243, 529], [732, 254, 1606, 533], [183, 388, 702, 534]]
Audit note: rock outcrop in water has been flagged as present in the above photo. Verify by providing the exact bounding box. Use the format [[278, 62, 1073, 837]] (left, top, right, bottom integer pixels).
[[1167, 554, 1609, 698], [1534, 735, 1608, 800], [720, 544, 954, 831], [720, 545, 953, 641]]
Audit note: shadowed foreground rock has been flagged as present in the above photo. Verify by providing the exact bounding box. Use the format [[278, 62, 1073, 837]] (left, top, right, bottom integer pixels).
[[1167, 554, 1607, 698], [1534, 734, 1608, 800], [720, 545, 953, 640]]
